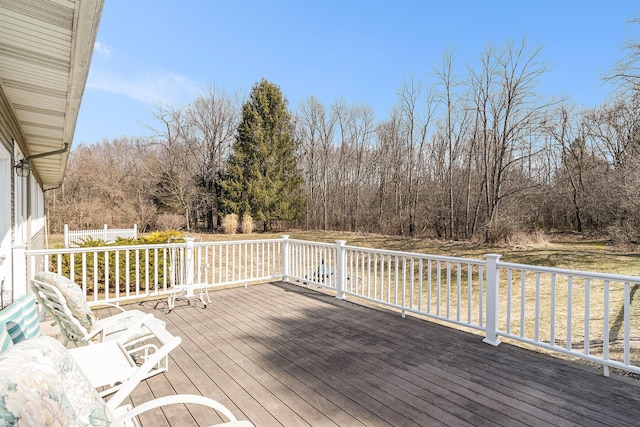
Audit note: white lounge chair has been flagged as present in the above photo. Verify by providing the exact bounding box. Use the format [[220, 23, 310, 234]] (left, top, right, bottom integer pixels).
[[0, 335, 253, 426], [31, 270, 163, 347], [68, 313, 179, 397]]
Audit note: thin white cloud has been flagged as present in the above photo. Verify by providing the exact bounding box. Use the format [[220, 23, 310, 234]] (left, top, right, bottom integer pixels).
[[87, 68, 204, 105], [94, 41, 113, 59]]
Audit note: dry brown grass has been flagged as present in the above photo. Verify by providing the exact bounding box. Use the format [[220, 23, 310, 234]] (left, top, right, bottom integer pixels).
[[221, 214, 239, 234], [241, 214, 253, 234]]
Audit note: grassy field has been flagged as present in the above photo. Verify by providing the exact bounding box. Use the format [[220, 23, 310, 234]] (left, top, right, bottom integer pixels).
[[48, 230, 640, 277]]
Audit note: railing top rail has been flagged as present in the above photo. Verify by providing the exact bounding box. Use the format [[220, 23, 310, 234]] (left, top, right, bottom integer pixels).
[[67, 228, 136, 234], [286, 238, 337, 249], [25, 242, 184, 256], [343, 244, 486, 265], [497, 260, 640, 283], [193, 238, 286, 247]]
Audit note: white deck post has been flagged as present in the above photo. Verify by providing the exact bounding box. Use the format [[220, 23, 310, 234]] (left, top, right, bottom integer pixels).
[[133, 224, 138, 239], [11, 244, 27, 299], [483, 254, 501, 346], [281, 235, 290, 282], [103, 224, 108, 242], [336, 240, 347, 300], [63, 224, 69, 248], [184, 237, 195, 297]]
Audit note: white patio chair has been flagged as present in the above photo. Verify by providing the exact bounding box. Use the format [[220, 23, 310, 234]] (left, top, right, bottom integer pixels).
[[0, 335, 253, 426], [105, 325, 253, 425], [68, 313, 178, 397], [31, 271, 164, 347]]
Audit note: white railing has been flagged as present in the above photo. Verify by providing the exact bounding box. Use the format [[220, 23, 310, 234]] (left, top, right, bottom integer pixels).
[[63, 224, 138, 247], [493, 258, 640, 377], [24, 235, 640, 376], [284, 239, 640, 376], [26, 238, 283, 305]]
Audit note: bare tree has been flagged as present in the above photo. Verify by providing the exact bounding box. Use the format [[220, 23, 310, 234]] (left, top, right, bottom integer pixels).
[[605, 16, 640, 93], [185, 86, 238, 230], [150, 104, 200, 230], [396, 76, 434, 236], [468, 39, 550, 242], [332, 100, 375, 231], [47, 137, 159, 232], [296, 96, 336, 230]]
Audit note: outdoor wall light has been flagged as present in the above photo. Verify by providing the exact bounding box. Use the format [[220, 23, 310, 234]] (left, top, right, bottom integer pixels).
[[14, 158, 31, 177], [12, 142, 69, 179]]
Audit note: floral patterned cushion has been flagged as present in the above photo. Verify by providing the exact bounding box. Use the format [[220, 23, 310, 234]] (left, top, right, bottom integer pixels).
[[34, 271, 96, 330], [0, 336, 114, 426]]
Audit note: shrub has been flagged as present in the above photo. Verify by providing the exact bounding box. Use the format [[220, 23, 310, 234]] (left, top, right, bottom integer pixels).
[[155, 213, 186, 231], [141, 230, 184, 244], [222, 214, 239, 234], [76, 237, 108, 247], [607, 222, 640, 246], [58, 231, 187, 296], [241, 213, 253, 234], [507, 230, 549, 247]]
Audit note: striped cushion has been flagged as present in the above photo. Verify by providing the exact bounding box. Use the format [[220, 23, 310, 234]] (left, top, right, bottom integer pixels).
[[5, 321, 24, 345], [0, 327, 12, 353], [0, 295, 41, 344]]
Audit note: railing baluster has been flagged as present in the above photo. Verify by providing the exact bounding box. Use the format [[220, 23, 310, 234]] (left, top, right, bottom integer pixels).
[[115, 250, 120, 301], [418, 259, 423, 313], [436, 261, 442, 317], [535, 272, 540, 342], [410, 258, 415, 312], [456, 263, 461, 322], [624, 282, 630, 366], [603, 280, 610, 377], [427, 259, 432, 315], [144, 248, 149, 296], [567, 276, 573, 351], [467, 263, 472, 325], [81, 253, 87, 298], [446, 261, 451, 319], [93, 251, 98, 302], [401, 256, 406, 315], [506, 269, 512, 335], [584, 278, 591, 356], [520, 271, 526, 338], [550, 274, 556, 346]]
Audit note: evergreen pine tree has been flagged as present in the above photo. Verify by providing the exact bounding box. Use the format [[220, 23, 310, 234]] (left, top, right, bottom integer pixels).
[[220, 79, 304, 230]]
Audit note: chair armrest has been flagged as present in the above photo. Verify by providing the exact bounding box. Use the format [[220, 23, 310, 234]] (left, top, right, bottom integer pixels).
[[93, 303, 126, 316], [107, 316, 182, 409], [84, 324, 105, 342], [112, 394, 253, 426]]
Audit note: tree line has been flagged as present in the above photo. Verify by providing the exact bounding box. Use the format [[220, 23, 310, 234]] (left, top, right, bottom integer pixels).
[[47, 35, 640, 243]]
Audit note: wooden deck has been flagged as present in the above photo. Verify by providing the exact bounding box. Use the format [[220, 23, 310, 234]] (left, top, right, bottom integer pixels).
[[108, 281, 640, 426]]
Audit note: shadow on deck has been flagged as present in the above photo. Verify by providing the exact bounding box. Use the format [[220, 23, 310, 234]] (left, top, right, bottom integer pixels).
[[100, 281, 640, 427]]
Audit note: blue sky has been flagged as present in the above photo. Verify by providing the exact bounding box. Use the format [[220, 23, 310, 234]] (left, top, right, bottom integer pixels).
[[74, 1, 640, 146]]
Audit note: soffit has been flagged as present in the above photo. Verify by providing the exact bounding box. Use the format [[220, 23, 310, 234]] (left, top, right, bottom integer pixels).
[[0, 0, 103, 186]]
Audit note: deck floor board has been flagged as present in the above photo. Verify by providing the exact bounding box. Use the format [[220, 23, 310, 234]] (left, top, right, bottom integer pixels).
[[102, 281, 640, 427]]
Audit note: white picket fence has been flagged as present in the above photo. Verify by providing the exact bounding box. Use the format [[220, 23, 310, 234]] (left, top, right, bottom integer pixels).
[[24, 235, 640, 376], [63, 224, 137, 247]]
